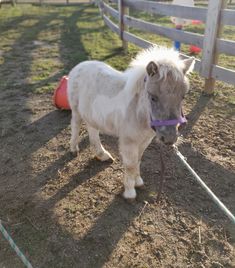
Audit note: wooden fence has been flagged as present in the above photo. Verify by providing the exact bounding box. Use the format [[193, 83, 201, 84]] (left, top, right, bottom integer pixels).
[[100, 0, 235, 93]]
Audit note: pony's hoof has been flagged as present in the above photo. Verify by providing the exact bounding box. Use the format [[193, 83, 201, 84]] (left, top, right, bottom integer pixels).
[[70, 151, 78, 157], [135, 176, 144, 188], [123, 188, 136, 200], [70, 144, 79, 155], [95, 150, 114, 162], [125, 198, 136, 204]]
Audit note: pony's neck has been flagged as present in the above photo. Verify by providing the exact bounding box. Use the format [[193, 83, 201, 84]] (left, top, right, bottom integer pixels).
[[124, 66, 146, 94], [136, 87, 151, 128]]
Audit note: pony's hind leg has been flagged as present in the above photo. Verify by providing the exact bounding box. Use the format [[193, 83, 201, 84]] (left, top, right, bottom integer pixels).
[[87, 125, 113, 161], [70, 111, 82, 154]]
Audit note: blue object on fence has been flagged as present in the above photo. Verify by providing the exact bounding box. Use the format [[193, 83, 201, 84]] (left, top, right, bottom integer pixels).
[[174, 147, 235, 224], [174, 40, 181, 51], [0, 220, 33, 268], [174, 25, 183, 51]]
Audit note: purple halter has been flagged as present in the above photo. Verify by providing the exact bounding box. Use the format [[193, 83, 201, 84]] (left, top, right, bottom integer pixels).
[[144, 76, 187, 128], [151, 115, 187, 128]]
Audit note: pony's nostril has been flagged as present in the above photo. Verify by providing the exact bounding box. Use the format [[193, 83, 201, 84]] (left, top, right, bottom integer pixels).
[[160, 136, 165, 142], [178, 122, 187, 131]]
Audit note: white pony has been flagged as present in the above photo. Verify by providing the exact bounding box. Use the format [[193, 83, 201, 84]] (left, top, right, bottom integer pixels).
[[68, 46, 194, 200]]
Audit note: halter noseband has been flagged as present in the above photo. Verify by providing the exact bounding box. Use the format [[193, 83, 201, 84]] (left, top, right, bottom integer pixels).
[[144, 76, 187, 128], [151, 115, 187, 128]]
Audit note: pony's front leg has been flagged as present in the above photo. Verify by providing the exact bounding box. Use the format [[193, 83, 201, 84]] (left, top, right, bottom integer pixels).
[[120, 141, 139, 200], [135, 165, 144, 188], [135, 136, 153, 188]]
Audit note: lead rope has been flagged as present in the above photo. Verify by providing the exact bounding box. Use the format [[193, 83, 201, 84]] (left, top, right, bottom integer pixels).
[[155, 144, 165, 203], [154, 107, 186, 202]]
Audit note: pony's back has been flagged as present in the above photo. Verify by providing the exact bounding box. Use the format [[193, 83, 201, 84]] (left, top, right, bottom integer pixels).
[[68, 61, 127, 111]]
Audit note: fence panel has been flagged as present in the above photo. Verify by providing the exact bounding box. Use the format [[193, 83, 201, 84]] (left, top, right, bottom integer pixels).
[[123, 15, 204, 48], [123, 0, 208, 22], [103, 14, 119, 34], [102, 1, 119, 19], [212, 65, 235, 85], [101, 0, 235, 92], [216, 39, 235, 56], [221, 9, 235, 26]]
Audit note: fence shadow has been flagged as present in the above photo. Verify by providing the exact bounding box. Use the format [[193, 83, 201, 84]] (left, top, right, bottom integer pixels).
[[182, 94, 212, 137]]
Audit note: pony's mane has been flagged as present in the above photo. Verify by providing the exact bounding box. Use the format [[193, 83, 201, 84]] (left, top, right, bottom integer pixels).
[[123, 46, 185, 93], [131, 46, 186, 81]]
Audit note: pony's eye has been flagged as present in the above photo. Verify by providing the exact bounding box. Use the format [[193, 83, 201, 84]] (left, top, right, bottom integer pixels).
[[150, 94, 158, 102]]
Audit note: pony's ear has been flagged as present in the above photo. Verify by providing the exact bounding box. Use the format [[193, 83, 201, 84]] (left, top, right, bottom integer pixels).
[[146, 61, 158, 76], [182, 57, 195, 74]]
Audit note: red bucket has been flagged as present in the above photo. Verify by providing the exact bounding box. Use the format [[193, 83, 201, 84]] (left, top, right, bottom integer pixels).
[[53, 76, 71, 110]]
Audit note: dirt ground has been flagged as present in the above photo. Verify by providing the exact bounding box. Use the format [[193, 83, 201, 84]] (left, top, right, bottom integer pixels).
[[1, 64, 235, 268], [0, 4, 235, 268]]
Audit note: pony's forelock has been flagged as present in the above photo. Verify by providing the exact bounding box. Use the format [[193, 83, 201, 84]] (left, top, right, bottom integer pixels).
[[130, 46, 185, 81]]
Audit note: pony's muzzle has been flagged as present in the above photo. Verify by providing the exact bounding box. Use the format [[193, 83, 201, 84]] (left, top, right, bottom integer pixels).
[[160, 135, 177, 146], [150, 114, 187, 144], [157, 126, 179, 145]]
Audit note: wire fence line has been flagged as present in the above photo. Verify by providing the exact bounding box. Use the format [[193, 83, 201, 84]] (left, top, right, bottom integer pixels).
[[0, 221, 33, 268]]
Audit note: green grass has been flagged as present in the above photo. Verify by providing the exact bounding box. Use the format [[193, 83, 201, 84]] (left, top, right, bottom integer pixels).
[[0, 4, 140, 94]]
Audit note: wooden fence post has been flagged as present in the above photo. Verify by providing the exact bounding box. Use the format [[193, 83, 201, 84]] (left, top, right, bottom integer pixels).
[[200, 0, 227, 94], [118, 0, 128, 51]]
